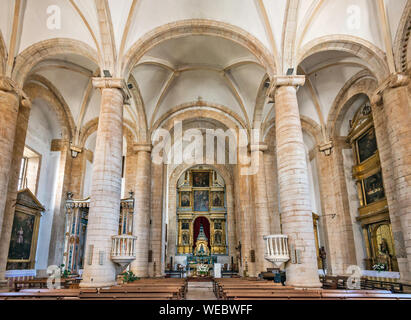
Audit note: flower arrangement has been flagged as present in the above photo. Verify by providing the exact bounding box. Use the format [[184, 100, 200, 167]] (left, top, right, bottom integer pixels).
[[59, 264, 71, 279], [197, 264, 209, 276], [121, 270, 139, 283], [372, 263, 387, 272]]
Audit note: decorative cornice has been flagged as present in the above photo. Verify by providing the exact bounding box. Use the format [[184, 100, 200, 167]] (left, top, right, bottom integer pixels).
[[70, 144, 83, 158], [372, 73, 410, 107], [318, 140, 333, 156], [92, 77, 130, 100], [0, 76, 31, 108], [267, 75, 305, 98]]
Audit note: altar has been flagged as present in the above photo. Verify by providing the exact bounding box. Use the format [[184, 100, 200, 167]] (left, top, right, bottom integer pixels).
[[172, 167, 232, 277], [187, 225, 217, 277]]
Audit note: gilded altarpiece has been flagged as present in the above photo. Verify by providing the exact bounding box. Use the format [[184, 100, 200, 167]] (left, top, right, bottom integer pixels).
[[347, 102, 398, 271], [177, 169, 228, 257]]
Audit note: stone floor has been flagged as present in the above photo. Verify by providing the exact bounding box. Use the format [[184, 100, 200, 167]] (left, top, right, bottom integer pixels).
[[185, 281, 217, 300]]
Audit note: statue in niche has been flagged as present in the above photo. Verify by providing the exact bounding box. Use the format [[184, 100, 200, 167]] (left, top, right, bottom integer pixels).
[[214, 232, 222, 245], [212, 192, 224, 207], [182, 232, 189, 245], [194, 224, 210, 256]]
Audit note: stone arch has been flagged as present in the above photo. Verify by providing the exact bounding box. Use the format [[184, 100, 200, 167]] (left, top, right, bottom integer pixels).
[[263, 115, 322, 149], [394, 0, 411, 72], [128, 74, 148, 143], [121, 19, 277, 79], [13, 38, 100, 87], [79, 117, 138, 149], [23, 82, 75, 141], [252, 74, 270, 129], [26, 74, 76, 139], [327, 70, 378, 139], [150, 100, 249, 142], [298, 35, 389, 82], [0, 31, 6, 75]]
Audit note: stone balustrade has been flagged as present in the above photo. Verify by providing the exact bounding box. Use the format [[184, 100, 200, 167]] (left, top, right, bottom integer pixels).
[[111, 234, 137, 269], [263, 234, 290, 268]]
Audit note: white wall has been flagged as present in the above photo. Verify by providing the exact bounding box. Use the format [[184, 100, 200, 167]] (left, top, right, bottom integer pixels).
[[342, 149, 367, 269], [24, 100, 62, 271]]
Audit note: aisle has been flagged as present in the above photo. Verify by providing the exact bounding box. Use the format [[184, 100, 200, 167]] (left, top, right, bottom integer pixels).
[[185, 281, 217, 300]]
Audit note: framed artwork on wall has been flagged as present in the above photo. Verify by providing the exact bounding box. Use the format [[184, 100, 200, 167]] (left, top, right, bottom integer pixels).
[[194, 190, 209, 211], [211, 191, 224, 207], [180, 191, 191, 207], [192, 171, 210, 187]]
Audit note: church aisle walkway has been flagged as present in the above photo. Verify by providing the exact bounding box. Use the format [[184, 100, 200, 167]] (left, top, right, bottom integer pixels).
[[185, 281, 217, 300]]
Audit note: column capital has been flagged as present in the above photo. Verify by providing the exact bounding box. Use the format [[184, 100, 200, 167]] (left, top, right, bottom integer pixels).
[[92, 77, 130, 100], [318, 140, 333, 156], [250, 143, 268, 152], [0, 76, 31, 108], [133, 143, 152, 153], [267, 75, 305, 98], [372, 73, 410, 107], [69, 144, 83, 158]]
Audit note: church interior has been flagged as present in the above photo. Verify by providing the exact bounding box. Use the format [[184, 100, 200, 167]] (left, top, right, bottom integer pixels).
[[0, 0, 411, 302]]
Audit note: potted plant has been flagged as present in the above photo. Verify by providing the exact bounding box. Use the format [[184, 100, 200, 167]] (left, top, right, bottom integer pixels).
[[121, 270, 139, 283], [59, 264, 71, 279]]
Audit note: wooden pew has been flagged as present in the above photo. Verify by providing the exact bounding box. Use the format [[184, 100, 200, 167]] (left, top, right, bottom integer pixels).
[[79, 288, 176, 300], [122, 284, 186, 299], [0, 289, 80, 300], [12, 277, 82, 292]]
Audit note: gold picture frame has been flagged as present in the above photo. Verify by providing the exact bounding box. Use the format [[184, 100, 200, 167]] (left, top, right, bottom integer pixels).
[[7, 189, 43, 269]]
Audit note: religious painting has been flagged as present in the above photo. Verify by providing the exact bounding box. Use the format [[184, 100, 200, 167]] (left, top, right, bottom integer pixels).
[[214, 221, 222, 230], [180, 191, 191, 207], [194, 190, 209, 211], [192, 172, 210, 187], [357, 128, 377, 163], [8, 211, 36, 261], [182, 222, 190, 230], [363, 171, 385, 204], [212, 191, 224, 207]]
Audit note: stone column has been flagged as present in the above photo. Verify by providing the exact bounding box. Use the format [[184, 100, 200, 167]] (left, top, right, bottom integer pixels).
[[264, 141, 281, 234], [315, 142, 357, 275], [0, 78, 24, 241], [270, 75, 321, 288], [80, 78, 127, 288], [130, 144, 152, 277], [69, 148, 87, 198], [48, 140, 73, 266], [0, 86, 31, 286], [251, 143, 272, 274], [372, 73, 411, 283], [235, 161, 256, 277], [150, 162, 164, 277]]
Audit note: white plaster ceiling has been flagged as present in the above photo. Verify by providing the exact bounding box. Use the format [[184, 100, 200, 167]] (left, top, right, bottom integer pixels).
[[0, 0, 407, 144], [132, 35, 266, 128]]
